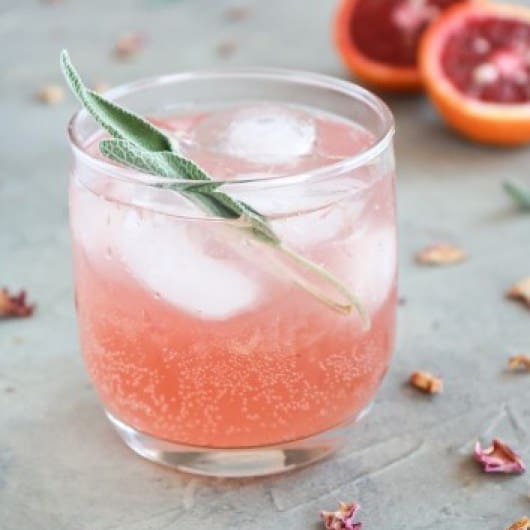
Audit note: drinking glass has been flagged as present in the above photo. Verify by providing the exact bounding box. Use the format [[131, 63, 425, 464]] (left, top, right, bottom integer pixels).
[[68, 69, 397, 477]]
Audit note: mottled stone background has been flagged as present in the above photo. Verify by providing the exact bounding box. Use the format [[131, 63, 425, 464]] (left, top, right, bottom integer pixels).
[[0, 0, 529, 528]]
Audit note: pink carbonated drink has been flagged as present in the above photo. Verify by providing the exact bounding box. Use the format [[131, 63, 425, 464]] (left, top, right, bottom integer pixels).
[[70, 86, 396, 475]]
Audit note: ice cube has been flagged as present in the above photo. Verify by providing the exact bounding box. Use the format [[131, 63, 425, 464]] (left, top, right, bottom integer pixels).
[[273, 204, 357, 247], [345, 225, 397, 311], [191, 104, 316, 166], [72, 179, 262, 320], [117, 211, 262, 320]]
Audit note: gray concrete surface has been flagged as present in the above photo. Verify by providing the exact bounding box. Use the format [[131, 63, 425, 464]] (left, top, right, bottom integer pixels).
[[1, 0, 530, 528]]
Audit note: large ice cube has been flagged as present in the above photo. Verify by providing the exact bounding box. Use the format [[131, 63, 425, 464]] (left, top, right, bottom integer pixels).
[[191, 103, 316, 166], [73, 183, 262, 320], [116, 212, 263, 319]]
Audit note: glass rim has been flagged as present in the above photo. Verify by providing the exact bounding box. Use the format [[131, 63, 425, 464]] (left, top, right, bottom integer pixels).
[[68, 67, 395, 187]]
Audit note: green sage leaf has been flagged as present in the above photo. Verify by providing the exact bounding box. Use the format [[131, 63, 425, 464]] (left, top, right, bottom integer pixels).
[[206, 190, 280, 244], [60, 50, 172, 152], [100, 138, 209, 181], [504, 181, 530, 210]]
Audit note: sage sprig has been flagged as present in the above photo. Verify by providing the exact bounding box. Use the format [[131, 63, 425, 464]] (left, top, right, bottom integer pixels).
[[99, 138, 280, 243], [61, 50, 367, 323], [504, 181, 530, 211]]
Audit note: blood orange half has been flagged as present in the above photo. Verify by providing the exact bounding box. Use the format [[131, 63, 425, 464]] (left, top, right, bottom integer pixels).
[[334, 0, 469, 91], [420, 2, 530, 145]]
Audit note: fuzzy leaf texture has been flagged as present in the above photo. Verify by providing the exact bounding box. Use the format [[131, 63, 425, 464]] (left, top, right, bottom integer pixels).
[[61, 50, 172, 152]]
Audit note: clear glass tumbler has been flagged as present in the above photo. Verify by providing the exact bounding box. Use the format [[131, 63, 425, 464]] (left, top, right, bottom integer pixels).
[[68, 69, 397, 477]]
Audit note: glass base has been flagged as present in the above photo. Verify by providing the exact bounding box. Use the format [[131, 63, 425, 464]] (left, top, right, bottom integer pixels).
[[105, 405, 371, 478]]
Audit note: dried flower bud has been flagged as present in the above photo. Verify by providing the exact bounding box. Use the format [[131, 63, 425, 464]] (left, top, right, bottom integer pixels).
[[474, 439, 526, 474], [321, 502, 361, 530], [36, 84, 64, 104], [409, 371, 443, 393], [508, 354, 530, 371], [506, 517, 530, 530], [114, 32, 146, 59], [416, 243, 466, 266], [508, 277, 530, 308], [0, 288, 34, 318]]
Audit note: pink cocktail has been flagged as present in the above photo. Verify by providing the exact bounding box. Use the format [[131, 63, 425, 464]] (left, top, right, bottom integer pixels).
[[68, 70, 397, 476]]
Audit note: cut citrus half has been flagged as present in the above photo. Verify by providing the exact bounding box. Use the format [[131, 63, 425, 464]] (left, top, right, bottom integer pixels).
[[420, 2, 530, 145], [334, 0, 470, 91]]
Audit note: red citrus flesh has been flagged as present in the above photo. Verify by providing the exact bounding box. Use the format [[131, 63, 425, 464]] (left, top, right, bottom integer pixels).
[[353, 0, 465, 67], [421, 2, 530, 145], [335, 0, 469, 91], [440, 15, 530, 103]]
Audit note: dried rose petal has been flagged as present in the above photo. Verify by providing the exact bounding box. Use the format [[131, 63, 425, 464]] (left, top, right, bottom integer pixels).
[[474, 439, 526, 474], [508, 354, 530, 371], [0, 288, 34, 318], [416, 243, 466, 266], [321, 501, 362, 530], [506, 517, 530, 530], [508, 277, 530, 308], [114, 32, 146, 59], [36, 84, 64, 104], [409, 371, 443, 394], [225, 6, 250, 21]]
